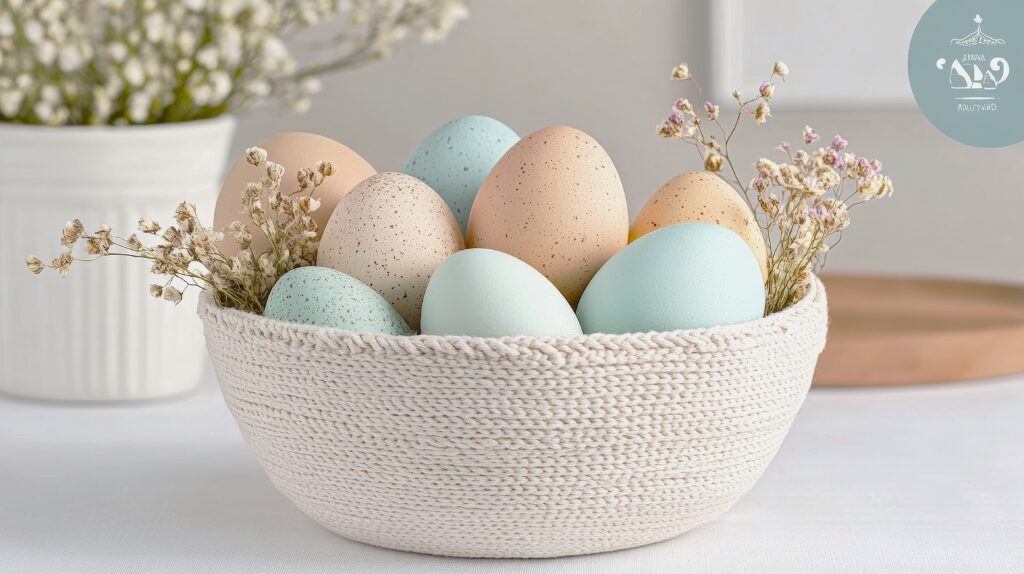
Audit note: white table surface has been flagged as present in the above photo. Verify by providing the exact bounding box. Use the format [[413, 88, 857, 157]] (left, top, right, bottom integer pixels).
[[3, 372, 1023, 573]]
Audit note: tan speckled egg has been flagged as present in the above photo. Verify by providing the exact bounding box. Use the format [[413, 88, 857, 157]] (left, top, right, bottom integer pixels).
[[214, 132, 375, 257], [630, 171, 768, 279], [466, 126, 629, 307], [317, 172, 464, 331]]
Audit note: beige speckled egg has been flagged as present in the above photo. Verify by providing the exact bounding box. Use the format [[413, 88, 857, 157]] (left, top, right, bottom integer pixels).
[[317, 172, 464, 331], [630, 171, 768, 279], [214, 132, 376, 257], [466, 125, 629, 307]]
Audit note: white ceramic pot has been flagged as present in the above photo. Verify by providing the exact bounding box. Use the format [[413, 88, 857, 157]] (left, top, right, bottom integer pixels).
[[0, 116, 237, 401]]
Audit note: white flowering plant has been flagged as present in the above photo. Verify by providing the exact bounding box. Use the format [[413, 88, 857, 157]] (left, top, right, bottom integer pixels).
[[657, 61, 894, 314], [0, 0, 468, 125]]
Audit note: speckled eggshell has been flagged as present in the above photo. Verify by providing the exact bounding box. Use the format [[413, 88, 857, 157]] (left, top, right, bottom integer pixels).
[[404, 115, 519, 234], [631, 171, 768, 279], [264, 266, 411, 335], [215, 132, 376, 257], [577, 222, 765, 334], [466, 125, 629, 308], [316, 172, 465, 331], [420, 248, 582, 338]]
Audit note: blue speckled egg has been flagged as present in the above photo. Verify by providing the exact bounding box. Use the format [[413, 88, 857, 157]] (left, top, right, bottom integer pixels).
[[264, 267, 412, 335], [420, 248, 582, 337], [404, 115, 519, 233], [576, 222, 765, 334]]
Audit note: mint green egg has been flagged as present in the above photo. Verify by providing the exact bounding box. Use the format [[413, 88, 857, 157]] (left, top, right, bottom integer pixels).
[[577, 222, 765, 334], [421, 248, 582, 337], [264, 267, 412, 335], [404, 115, 518, 234]]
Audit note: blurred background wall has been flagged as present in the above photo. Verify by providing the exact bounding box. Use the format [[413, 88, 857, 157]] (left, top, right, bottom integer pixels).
[[235, 0, 1024, 283]]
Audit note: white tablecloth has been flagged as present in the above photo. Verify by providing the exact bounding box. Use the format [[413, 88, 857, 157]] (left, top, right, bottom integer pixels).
[[3, 373, 1023, 573]]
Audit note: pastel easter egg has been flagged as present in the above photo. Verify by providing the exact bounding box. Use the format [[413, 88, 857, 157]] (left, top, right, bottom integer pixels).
[[317, 172, 464, 331], [577, 222, 765, 334], [467, 126, 629, 308], [631, 171, 768, 278], [420, 248, 582, 337], [264, 266, 411, 335], [215, 132, 376, 257], [404, 115, 519, 233]]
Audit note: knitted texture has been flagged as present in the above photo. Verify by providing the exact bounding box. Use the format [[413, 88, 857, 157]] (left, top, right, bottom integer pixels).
[[200, 277, 829, 558]]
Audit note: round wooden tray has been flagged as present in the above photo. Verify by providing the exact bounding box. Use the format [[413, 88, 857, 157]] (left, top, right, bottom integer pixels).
[[815, 274, 1024, 386]]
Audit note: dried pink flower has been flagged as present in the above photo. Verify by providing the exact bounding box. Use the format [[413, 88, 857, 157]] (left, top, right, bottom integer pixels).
[[803, 125, 819, 145], [657, 59, 893, 313]]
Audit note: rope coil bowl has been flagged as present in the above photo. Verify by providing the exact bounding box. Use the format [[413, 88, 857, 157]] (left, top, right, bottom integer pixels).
[[200, 276, 828, 558]]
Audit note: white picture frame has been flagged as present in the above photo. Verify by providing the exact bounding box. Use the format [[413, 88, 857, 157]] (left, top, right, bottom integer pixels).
[[708, 0, 932, 108]]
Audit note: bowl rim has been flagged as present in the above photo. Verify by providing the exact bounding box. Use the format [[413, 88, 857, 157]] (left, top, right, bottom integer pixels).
[[198, 275, 826, 356]]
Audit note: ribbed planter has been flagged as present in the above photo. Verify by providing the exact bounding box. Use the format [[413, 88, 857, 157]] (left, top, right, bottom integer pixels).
[[0, 117, 236, 401]]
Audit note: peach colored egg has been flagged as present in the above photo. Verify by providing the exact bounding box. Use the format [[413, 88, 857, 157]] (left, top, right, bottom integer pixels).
[[466, 126, 629, 308], [630, 171, 768, 279], [317, 172, 464, 331], [214, 132, 375, 257]]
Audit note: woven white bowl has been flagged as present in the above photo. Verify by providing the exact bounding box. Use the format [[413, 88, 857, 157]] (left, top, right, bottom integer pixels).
[[200, 277, 828, 558]]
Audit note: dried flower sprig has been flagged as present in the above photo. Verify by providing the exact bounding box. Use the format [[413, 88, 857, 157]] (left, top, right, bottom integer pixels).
[[26, 148, 330, 314], [657, 61, 893, 314]]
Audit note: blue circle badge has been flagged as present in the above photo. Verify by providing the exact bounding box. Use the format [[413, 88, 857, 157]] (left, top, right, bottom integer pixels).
[[909, 0, 1024, 147]]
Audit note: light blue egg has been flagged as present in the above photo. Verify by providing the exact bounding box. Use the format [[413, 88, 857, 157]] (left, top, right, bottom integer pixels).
[[404, 115, 519, 233], [577, 222, 765, 334], [421, 248, 582, 337], [264, 267, 412, 335]]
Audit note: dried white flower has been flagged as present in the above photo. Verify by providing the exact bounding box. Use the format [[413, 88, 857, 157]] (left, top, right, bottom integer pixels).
[[671, 62, 690, 80], [161, 286, 183, 303], [25, 256, 44, 274], [245, 147, 268, 166], [754, 101, 771, 124], [29, 149, 337, 314]]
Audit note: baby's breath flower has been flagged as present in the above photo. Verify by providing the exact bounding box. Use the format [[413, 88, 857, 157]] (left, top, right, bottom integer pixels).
[[28, 149, 336, 314], [296, 167, 315, 189], [266, 161, 285, 183], [0, 1, 468, 126], [52, 252, 73, 279], [245, 147, 268, 166], [25, 256, 44, 274], [754, 101, 771, 124], [315, 160, 334, 177], [704, 101, 719, 121], [803, 125, 819, 145], [60, 219, 85, 248], [703, 150, 724, 172], [138, 217, 161, 234], [657, 119, 681, 139], [674, 98, 693, 115], [161, 286, 182, 303], [657, 58, 892, 314], [162, 226, 182, 246], [671, 62, 690, 80]]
